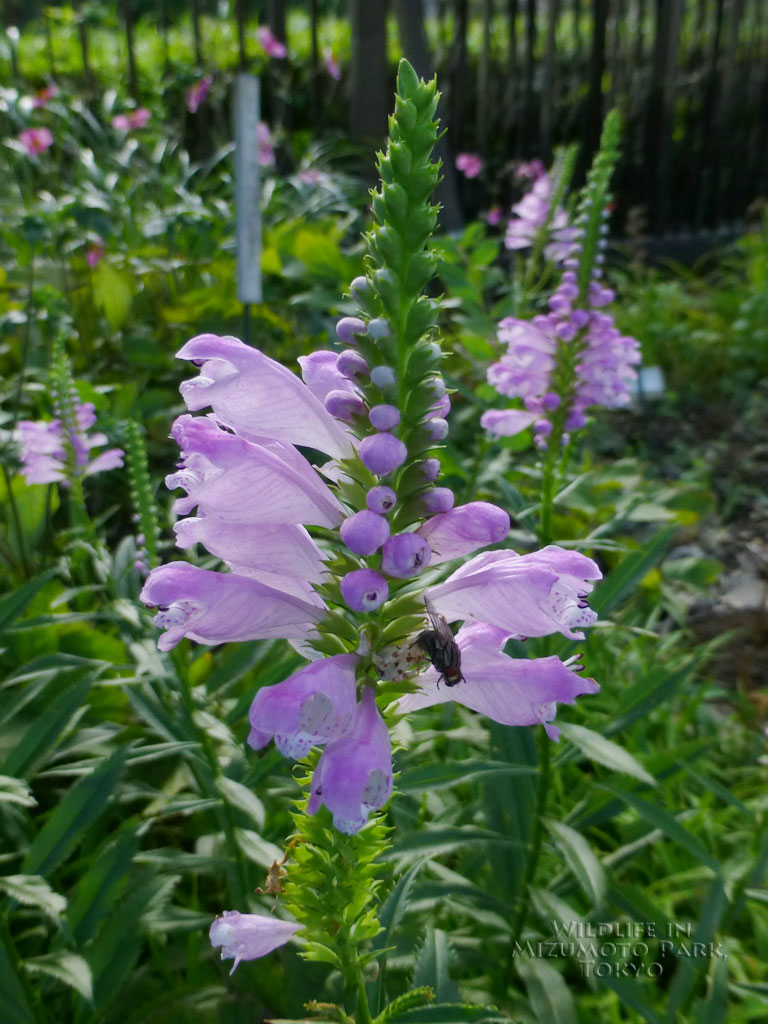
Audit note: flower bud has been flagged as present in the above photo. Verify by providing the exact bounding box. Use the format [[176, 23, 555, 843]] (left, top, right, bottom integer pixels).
[[565, 410, 587, 430], [425, 417, 449, 441], [349, 276, 369, 296], [341, 569, 389, 611], [556, 322, 576, 341], [369, 404, 400, 431], [324, 390, 366, 421], [420, 458, 440, 481], [340, 510, 390, 556], [542, 392, 561, 411], [359, 433, 408, 475], [570, 309, 590, 329], [368, 318, 390, 339], [336, 317, 367, 343], [534, 419, 553, 436], [371, 365, 396, 390], [366, 485, 397, 513], [381, 533, 432, 578], [426, 376, 446, 398], [423, 487, 455, 514], [337, 349, 369, 378], [429, 393, 451, 418]]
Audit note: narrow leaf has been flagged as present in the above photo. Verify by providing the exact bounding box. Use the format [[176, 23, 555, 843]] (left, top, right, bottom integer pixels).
[[546, 820, 606, 907], [0, 875, 66, 919], [557, 722, 656, 786], [25, 951, 93, 1001]]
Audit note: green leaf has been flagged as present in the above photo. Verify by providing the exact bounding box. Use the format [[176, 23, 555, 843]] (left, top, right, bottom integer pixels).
[[386, 827, 525, 862], [0, 776, 36, 808], [2, 673, 94, 778], [0, 925, 36, 1024], [373, 860, 428, 1013], [22, 748, 127, 876], [600, 785, 720, 874], [412, 928, 460, 1004], [546, 820, 606, 907], [590, 526, 677, 616], [216, 775, 265, 829], [383, 1005, 511, 1023], [0, 875, 66, 919], [67, 827, 138, 943], [515, 957, 578, 1024], [92, 262, 133, 329], [696, 956, 728, 1024], [399, 760, 537, 791], [598, 976, 663, 1024], [25, 952, 93, 1001], [557, 722, 656, 786], [0, 571, 54, 634]]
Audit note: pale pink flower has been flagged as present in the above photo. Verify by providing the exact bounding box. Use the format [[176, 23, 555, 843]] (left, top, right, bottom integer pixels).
[[258, 26, 287, 59], [112, 108, 150, 132], [456, 152, 484, 179], [486, 206, 502, 226], [258, 122, 276, 167], [18, 127, 53, 156], [32, 83, 58, 108], [298, 169, 323, 185], [186, 75, 212, 113], [86, 243, 104, 267], [324, 48, 341, 80]]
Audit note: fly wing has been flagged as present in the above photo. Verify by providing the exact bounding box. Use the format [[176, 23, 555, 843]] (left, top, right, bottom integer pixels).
[[423, 596, 455, 646]]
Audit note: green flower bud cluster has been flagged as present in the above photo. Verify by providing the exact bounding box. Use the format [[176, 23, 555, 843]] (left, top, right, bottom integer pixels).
[[574, 108, 622, 303], [124, 419, 160, 570]]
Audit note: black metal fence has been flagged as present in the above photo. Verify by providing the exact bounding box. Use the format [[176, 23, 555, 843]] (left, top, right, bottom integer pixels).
[[3, 0, 767, 233]]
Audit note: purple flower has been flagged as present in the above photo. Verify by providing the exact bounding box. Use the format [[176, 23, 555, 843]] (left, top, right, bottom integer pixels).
[[85, 243, 104, 267], [258, 122, 276, 166], [423, 487, 455, 515], [174, 518, 325, 585], [397, 621, 599, 740], [177, 334, 353, 458], [112, 108, 150, 132], [258, 26, 288, 59], [210, 911, 301, 974], [16, 403, 123, 485], [340, 569, 389, 612], [381, 533, 431, 578], [307, 687, 392, 833], [187, 75, 212, 113], [340, 510, 390, 556], [456, 153, 484, 179], [426, 546, 602, 641], [298, 350, 358, 403], [140, 562, 323, 651], [417, 502, 509, 562], [359, 433, 407, 475], [167, 415, 344, 528], [31, 83, 58, 108], [324, 48, 341, 80], [248, 654, 358, 757], [18, 127, 53, 155]]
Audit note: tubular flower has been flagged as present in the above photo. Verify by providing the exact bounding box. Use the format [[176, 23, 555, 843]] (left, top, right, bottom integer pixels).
[[505, 165, 577, 264], [143, 63, 601, 840], [16, 402, 123, 485], [210, 912, 301, 974]]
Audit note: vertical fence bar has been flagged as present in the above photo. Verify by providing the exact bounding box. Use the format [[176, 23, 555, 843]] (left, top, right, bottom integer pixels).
[[448, 0, 469, 150], [120, 0, 140, 99], [192, 0, 203, 66], [540, 0, 558, 156], [503, 0, 519, 148], [235, 74, 263, 342], [523, 0, 537, 144], [477, 0, 493, 157]]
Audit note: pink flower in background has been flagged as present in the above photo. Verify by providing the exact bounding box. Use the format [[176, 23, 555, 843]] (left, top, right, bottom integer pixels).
[[486, 206, 502, 226], [298, 169, 323, 185], [32, 83, 58, 108], [112, 108, 150, 132], [187, 75, 212, 113], [324, 49, 341, 80], [515, 159, 546, 181], [258, 122, 276, 167], [258, 26, 287, 59], [19, 127, 53, 155], [86, 243, 104, 267], [456, 152, 484, 179]]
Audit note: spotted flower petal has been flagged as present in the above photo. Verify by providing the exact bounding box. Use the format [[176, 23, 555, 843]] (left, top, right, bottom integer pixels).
[[141, 563, 323, 651], [248, 654, 358, 757], [307, 686, 392, 833]]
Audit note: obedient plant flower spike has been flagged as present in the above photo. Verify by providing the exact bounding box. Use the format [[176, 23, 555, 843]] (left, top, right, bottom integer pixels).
[[124, 419, 160, 571], [574, 108, 621, 304], [520, 143, 579, 297]]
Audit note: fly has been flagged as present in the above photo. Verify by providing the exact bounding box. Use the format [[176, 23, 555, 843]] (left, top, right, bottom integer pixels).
[[412, 596, 465, 687]]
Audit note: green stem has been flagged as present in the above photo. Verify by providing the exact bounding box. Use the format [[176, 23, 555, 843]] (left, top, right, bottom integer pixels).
[[510, 730, 551, 945], [538, 454, 557, 547], [2, 463, 30, 579]]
